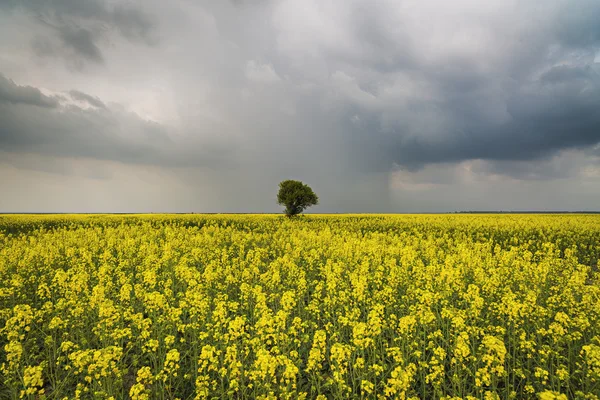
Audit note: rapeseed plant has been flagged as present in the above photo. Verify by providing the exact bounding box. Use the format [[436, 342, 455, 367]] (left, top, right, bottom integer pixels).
[[0, 214, 598, 399]]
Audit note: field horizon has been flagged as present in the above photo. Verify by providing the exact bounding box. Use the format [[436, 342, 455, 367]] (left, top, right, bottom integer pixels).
[[2, 211, 600, 215]]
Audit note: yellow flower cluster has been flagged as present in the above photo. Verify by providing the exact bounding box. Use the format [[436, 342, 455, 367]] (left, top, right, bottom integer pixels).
[[0, 213, 599, 399], [21, 364, 44, 397]]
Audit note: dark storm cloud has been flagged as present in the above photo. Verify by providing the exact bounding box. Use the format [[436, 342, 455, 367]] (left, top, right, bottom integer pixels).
[[297, 1, 600, 176], [379, 63, 600, 170], [1, 0, 155, 65], [0, 74, 59, 108]]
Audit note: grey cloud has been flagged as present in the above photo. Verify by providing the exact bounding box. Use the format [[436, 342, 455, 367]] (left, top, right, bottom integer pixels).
[[0, 0, 106, 18], [112, 5, 157, 43], [0, 80, 230, 171], [6, 1, 600, 175], [57, 25, 104, 63], [347, 4, 415, 74], [0, 74, 58, 108], [540, 65, 594, 84], [69, 90, 106, 109], [554, 0, 600, 48], [470, 154, 590, 182], [2, 0, 156, 65], [2, 0, 600, 212]]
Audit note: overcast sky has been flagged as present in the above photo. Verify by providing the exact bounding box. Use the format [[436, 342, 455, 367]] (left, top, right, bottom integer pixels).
[[1, 0, 599, 212]]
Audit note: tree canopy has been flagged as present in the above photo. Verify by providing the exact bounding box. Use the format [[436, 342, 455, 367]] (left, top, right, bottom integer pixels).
[[277, 180, 318, 217]]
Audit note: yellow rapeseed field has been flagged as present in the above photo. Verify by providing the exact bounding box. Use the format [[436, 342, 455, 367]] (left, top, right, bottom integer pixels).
[[0, 214, 599, 399]]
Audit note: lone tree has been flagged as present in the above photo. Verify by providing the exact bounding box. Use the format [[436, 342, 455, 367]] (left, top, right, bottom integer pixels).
[[277, 180, 319, 217]]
